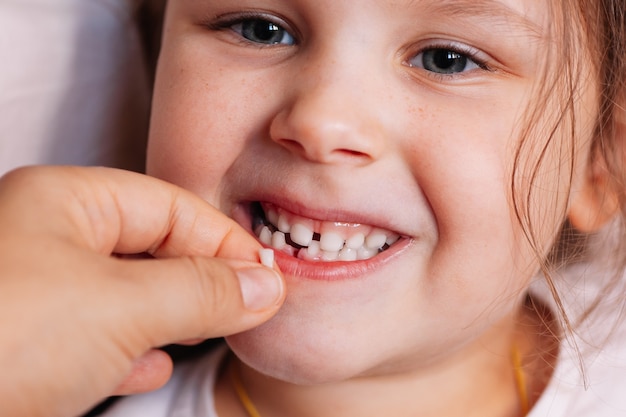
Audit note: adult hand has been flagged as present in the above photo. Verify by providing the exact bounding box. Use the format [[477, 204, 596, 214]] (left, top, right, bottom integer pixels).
[[0, 166, 285, 417]]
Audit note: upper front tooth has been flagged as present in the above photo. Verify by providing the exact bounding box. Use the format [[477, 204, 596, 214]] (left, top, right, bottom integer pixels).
[[386, 233, 400, 245], [259, 226, 272, 245], [365, 229, 388, 249], [345, 232, 365, 249], [290, 223, 314, 246], [271, 231, 287, 250], [277, 214, 291, 233], [319, 231, 344, 252]]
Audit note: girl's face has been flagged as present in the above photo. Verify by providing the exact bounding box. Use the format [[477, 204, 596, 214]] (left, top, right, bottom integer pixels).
[[148, 0, 597, 383]]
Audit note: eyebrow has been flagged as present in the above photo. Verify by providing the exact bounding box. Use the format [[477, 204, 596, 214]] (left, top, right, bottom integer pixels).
[[420, 0, 544, 38]]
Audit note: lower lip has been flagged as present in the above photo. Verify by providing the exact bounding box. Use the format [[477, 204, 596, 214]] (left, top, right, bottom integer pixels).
[[232, 204, 412, 281], [271, 240, 411, 281]]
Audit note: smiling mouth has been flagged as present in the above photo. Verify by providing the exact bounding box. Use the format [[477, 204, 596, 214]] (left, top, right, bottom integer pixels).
[[251, 202, 401, 262]]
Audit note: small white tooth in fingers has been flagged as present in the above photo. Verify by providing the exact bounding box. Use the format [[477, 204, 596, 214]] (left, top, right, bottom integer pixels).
[[290, 223, 314, 246], [259, 248, 274, 267], [259, 226, 272, 245], [357, 246, 378, 260], [271, 231, 287, 250], [320, 231, 344, 252], [277, 214, 291, 233], [386, 233, 400, 245], [321, 250, 339, 261], [339, 247, 357, 261], [365, 229, 387, 249], [345, 232, 365, 249]]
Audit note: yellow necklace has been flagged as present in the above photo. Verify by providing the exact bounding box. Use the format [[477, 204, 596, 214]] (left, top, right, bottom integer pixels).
[[230, 359, 262, 417], [511, 345, 530, 415], [230, 347, 530, 417]]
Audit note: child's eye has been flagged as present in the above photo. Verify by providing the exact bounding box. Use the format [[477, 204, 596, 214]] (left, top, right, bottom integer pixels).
[[408, 47, 486, 75], [230, 18, 295, 46]]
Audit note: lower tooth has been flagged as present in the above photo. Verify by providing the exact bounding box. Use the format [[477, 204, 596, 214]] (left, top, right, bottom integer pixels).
[[298, 246, 319, 261], [307, 241, 321, 256], [357, 247, 378, 260], [346, 233, 365, 249], [339, 247, 357, 261], [321, 251, 339, 261]]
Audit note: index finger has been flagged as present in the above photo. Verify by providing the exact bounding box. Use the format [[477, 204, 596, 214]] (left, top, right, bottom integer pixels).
[[0, 166, 260, 261]]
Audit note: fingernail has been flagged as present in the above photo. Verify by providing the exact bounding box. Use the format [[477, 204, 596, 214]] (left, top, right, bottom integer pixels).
[[237, 267, 283, 311]]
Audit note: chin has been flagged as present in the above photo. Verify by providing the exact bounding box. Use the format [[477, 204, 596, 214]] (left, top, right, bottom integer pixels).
[[225, 314, 374, 385]]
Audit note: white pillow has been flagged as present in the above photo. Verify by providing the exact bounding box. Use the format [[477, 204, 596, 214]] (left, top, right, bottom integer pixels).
[[0, 0, 150, 174]]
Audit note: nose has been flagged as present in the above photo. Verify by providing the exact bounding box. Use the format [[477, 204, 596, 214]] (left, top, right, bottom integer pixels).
[[269, 57, 387, 166]]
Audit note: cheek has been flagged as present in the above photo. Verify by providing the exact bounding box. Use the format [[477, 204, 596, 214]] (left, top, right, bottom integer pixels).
[[401, 96, 558, 298], [145, 49, 270, 202]]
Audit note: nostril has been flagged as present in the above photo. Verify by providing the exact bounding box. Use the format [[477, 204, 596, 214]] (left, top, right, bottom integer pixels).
[[277, 138, 307, 155], [276, 138, 371, 163], [335, 148, 369, 159]]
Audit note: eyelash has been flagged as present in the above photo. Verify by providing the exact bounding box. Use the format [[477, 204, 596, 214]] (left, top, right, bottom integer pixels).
[[407, 43, 493, 79], [208, 13, 298, 47], [206, 13, 493, 78]]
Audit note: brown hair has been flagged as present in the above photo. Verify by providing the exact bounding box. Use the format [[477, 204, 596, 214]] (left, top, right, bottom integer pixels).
[[136, 0, 167, 81], [512, 0, 626, 336]]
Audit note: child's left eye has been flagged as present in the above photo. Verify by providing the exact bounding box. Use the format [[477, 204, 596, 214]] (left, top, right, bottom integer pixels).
[[230, 18, 295, 45], [408, 47, 486, 75]]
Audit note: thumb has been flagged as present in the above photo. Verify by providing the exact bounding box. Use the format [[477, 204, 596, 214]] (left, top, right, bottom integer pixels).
[[112, 254, 285, 350], [110, 256, 284, 396]]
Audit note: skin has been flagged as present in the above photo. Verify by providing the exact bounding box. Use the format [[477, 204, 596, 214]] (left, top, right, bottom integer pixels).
[[0, 166, 284, 417], [147, 0, 599, 415]]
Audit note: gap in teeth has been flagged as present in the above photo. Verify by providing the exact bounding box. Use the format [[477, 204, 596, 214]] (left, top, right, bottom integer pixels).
[[253, 202, 400, 262]]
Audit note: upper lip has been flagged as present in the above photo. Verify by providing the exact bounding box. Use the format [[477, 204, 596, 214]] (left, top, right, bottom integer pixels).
[[222, 159, 431, 240], [231, 188, 416, 238]]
